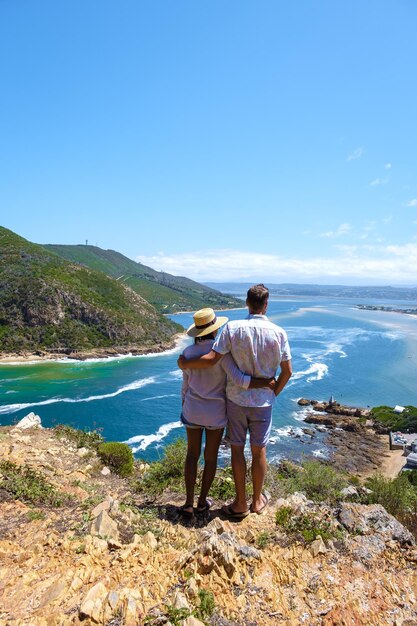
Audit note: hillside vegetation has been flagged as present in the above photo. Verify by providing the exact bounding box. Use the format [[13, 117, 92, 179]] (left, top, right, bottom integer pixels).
[[45, 244, 243, 313], [371, 405, 417, 432], [0, 227, 181, 354]]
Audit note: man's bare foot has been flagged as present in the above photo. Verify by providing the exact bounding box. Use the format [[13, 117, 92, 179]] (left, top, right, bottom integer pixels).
[[250, 492, 270, 515]]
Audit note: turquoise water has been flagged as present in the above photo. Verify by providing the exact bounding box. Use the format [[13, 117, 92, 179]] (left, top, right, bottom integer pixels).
[[1, 297, 417, 463]]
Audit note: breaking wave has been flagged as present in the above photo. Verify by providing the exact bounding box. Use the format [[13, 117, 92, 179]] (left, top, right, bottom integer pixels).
[[0, 376, 157, 415], [124, 421, 182, 452]]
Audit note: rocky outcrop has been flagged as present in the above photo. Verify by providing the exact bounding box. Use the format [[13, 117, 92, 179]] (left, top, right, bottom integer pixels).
[[0, 424, 417, 625]]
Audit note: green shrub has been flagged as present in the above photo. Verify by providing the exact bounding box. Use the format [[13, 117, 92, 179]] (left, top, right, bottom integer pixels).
[[135, 438, 187, 496], [405, 470, 417, 487], [288, 460, 348, 504], [364, 473, 417, 518], [97, 442, 134, 477], [256, 530, 272, 549], [0, 461, 63, 506], [54, 425, 103, 449], [275, 506, 338, 543], [371, 405, 417, 432], [194, 589, 215, 621], [209, 466, 238, 501]]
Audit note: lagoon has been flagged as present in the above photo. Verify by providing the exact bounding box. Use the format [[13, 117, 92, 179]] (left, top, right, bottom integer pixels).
[[1, 296, 417, 463]]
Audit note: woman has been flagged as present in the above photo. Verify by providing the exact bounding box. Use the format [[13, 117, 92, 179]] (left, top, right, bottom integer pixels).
[[179, 307, 273, 518]]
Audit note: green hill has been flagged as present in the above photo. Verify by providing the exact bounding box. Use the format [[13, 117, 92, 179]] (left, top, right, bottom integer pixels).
[[45, 244, 243, 313], [0, 227, 182, 355]]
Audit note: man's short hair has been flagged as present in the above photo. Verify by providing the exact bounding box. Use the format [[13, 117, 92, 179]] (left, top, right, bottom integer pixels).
[[247, 284, 269, 311]]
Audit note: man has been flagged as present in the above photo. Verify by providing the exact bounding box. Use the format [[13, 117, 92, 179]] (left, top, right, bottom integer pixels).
[[178, 283, 292, 518]]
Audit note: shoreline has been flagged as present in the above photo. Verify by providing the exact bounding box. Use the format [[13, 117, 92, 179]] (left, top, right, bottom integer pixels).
[[298, 397, 410, 479], [166, 305, 246, 316], [0, 333, 188, 365]]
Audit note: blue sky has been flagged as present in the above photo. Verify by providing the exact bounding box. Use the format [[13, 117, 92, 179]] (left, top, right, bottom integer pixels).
[[1, 1, 417, 285]]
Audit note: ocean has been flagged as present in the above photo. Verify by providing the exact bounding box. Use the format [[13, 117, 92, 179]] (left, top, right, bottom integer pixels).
[[1, 296, 417, 464]]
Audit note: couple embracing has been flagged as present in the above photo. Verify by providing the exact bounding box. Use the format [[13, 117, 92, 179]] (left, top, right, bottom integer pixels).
[[177, 284, 292, 520]]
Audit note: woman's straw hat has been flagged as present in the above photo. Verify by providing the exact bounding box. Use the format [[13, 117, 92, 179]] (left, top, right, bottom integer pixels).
[[186, 308, 228, 338]]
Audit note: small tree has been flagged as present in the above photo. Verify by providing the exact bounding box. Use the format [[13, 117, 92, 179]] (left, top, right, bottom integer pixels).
[[97, 442, 134, 477]]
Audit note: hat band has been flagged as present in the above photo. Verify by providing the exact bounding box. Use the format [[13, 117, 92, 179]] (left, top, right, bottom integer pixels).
[[195, 317, 217, 330]]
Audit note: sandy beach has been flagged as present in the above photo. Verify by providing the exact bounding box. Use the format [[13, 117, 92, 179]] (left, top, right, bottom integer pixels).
[[376, 437, 408, 478], [0, 333, 187, 365]]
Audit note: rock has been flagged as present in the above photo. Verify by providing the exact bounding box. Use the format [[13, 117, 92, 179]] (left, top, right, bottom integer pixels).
[[90, 510, 120, 542], [302, 428, 315, 436], [347, 534, 386, 562], [182, 617, 205, 626], [338, 503, 415, 545], [79, 581, 108, 623], [101, 466, 111, 475], [173, 591, 190, 610], [76, 447, 90, 457], [297, 398, 311, 406], [91, 500, 111, 518], [124, 596, 140, 626], [238, 545, 262, 560], [13, 412, 42, 429], [310, 536, 327, 557], [276, 492, 311, 514], [340, 486, 359, 499], [142, 531, 158, 549], [186, 577, 199, 599], [107, 590, 119, 611]]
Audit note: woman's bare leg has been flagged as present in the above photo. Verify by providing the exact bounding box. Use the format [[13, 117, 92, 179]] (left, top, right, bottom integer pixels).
[[183, 427, 203, 512], [197, 428, 223, 508]]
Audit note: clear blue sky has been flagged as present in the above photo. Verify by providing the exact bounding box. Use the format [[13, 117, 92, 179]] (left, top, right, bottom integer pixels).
[[1, 1, 417, 285]]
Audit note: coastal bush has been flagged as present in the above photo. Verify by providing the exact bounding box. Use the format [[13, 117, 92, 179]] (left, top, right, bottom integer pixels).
[[405, 470, 417, 487], [209, 466, 239, 500], [275, 506, 341, 543], [97, 442, 134, 477], [286, 459, 348, 504], [135, 438, 187, 496], [0, 461, 63, 506], [371, 405, 417, 432], [194, 589, 215, 621], [363, 473, 417, 520], [54, 424, 103, 449]]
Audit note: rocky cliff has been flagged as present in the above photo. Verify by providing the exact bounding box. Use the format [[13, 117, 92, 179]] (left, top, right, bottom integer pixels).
[[0, 421, 417, 626]]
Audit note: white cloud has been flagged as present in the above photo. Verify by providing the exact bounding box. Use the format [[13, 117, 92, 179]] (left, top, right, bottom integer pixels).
[[370, 177, 389, 187], [136, 244, 417, 284], [406, 199, 417, 207], [347, 148, 363, 161], [383, 214, 393, 224], [318, 223, 351, 238], [384, 163, 392, 170]]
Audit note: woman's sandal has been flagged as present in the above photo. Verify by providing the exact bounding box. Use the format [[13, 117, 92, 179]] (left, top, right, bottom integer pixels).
[[196, 498, 213, 514]]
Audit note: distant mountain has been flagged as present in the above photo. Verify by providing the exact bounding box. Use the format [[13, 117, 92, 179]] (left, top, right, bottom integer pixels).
[[205, 282, 417, 301], [0, 227, 182, 355], [45, 244, 243, 313]]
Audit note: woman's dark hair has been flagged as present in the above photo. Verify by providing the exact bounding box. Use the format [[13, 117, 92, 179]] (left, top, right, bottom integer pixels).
[[195, 332, 216, 343]]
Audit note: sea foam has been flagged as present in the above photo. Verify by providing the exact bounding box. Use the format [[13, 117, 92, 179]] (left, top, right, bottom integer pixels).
[[125, 420, 182, 452], [0, 376, 157, 415]]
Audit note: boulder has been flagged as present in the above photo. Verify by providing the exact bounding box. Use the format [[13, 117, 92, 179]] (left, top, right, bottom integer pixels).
[[338, 503, 415, 545], [310, 536, 327, 557], [79, 581, 108, 623], [13, 412, 42, 430], [90, 510, 120, 542], [142, 531, 158, 550], [340, 486, 359, 499], [173, 591, 190, 610]]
